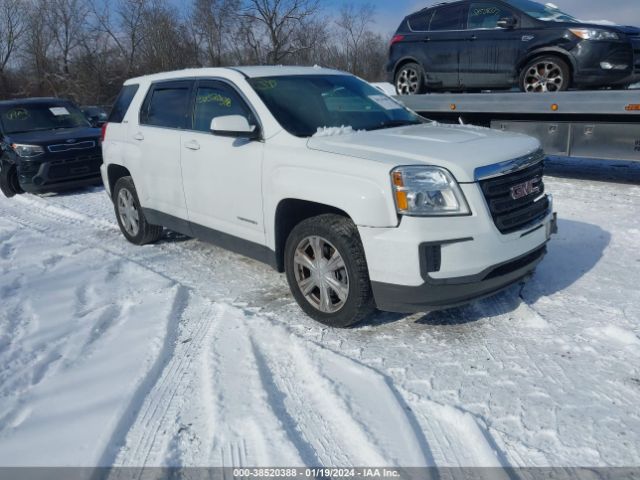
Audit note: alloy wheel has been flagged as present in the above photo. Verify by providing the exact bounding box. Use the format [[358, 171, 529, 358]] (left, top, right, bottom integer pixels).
[[396, 67, 420, 95], [293, 235, 349, 314], [117, 188, 140, 237], [524, 61, 565, 92]]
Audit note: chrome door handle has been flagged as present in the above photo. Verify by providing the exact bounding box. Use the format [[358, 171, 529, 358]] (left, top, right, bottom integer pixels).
[[133, 133, 144, 141], [184, 140, 201, 151]]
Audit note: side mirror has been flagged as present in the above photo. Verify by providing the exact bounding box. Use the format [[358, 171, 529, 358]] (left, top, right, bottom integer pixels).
[[211, 115, 260, 140], [497, 17, 517, 29]]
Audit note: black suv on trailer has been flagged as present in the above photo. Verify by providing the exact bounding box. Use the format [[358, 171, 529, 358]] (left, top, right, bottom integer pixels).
[[0, 98, 103, 198], [388, 0, 640, 94]]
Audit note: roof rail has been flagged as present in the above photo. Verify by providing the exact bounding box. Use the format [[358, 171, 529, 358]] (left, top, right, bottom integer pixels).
[[418, 0, 462, 12]]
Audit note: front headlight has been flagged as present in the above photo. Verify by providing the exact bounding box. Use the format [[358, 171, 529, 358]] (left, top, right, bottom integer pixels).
[[391, 166, 470, 216], [570, 28, 619, 41], [11, 144, 45, 158]]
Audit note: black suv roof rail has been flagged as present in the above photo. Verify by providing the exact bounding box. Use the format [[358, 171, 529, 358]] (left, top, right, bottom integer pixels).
[[416, 0, 465, 13]]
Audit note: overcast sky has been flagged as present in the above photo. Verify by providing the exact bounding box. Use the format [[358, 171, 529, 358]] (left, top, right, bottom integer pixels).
[[342, 0, 640, 35]]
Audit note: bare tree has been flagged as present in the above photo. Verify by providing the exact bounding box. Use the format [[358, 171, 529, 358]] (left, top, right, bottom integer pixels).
[[91, 0, 150, 76], [241, 0, 320, 64], [334, 2, 376, 77], [22, 0, 53, 95], [0, 0, 27, 92], [192, 0, 240, 67], [47, 0, 89, 76]]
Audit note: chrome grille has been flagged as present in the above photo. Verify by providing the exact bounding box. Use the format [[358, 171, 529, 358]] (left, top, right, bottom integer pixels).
[[479, 159, 549, 235], [48, 140, 96, 153]]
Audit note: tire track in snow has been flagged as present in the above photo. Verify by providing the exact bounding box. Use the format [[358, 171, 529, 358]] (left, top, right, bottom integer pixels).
[[98, 284, 191, 468], [0, 193, 512, 468], [108, 290, 218, 472]]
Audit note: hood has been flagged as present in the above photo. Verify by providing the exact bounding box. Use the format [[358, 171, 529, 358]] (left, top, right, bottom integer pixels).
[[307, 123, 541, 183], [552, 21, 640, 36], [6, 126, 101, 146]]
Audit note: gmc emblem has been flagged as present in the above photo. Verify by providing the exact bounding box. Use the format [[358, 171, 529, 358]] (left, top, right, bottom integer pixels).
[[510, 179, 540, 200]]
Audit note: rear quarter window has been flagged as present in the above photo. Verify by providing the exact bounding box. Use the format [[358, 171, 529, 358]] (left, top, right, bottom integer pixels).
[[408, 11, 433, 32], [108, 84, 139, 123]]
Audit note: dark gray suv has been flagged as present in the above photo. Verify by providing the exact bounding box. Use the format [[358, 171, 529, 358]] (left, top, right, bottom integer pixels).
[[388, 0, 640, 94]]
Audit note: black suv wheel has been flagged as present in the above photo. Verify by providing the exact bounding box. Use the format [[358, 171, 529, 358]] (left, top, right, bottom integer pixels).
[[520, 56, 571, 93], [0, 165, 22, 198], [395, 63, 426, 95]]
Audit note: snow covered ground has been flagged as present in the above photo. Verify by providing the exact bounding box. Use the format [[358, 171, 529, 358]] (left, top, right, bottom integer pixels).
[[0, 161, 639, 468]]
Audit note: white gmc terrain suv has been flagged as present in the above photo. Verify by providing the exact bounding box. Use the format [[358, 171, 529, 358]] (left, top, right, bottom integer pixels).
[[101, 66, 557, 327]]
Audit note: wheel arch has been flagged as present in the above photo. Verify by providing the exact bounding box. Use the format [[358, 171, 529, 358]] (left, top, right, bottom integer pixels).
[[107, 164, 132, 200], [517, 48, 576, 80], [393, 56, 424, 80], [273, 199, 351, 272]]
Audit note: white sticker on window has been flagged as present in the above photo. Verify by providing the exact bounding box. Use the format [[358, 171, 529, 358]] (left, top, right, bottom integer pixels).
[[50, 107, 70, 116], [368, 95, 403, 110]]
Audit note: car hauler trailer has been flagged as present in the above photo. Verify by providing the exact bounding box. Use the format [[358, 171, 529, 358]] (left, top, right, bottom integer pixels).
[[396, 90, 640, 162]]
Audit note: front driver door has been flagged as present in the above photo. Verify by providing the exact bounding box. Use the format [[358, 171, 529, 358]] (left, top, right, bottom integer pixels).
[[180, 79, 265, 246], [460, 2, 523, 89]]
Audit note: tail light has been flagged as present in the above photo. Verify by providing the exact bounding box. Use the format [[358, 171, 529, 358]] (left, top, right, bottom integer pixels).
[[390, 35, 405, 46], [100, 123, 108, 143]]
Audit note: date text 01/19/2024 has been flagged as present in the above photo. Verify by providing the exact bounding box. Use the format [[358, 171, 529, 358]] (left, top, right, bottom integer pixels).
[[231, 468, 402, 478]]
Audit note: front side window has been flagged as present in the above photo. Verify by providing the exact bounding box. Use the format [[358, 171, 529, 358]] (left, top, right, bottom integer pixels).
[[248, 75, 424, 138], [468, 3, 515, 29], [0, 102, 90, 134], [504, 0, 578, 22], [141, 83, 192, 129], [192, 82, 255, 133], [430, 4, 467, 31]]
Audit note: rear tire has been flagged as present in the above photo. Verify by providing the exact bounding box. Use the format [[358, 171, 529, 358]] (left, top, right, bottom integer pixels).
[[519, 56, 571, 93], [113, 177, 163, 245], [0, 165, 22, 198], [284, 214, 375, 328], [395, 62, 427, 95]]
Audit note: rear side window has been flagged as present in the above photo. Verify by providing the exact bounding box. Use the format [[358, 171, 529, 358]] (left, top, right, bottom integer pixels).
[[108, 84, 139, 123], [430, 4, 467, 31], [468, 3, 515, 29], [140, 82, 193, 129], [408, 11, 433, 31]]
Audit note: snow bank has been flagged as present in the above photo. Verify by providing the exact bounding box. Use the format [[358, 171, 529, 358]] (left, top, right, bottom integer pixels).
[[0, 217, 179, 466]]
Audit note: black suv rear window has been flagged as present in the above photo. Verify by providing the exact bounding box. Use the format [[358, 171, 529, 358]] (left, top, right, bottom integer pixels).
[[430, 4, 467, 31], [108, 84, 139, 123]]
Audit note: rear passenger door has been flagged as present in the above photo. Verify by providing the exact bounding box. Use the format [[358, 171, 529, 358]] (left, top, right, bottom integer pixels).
[[423, 3, 468, 89], [180, 79, 265, 245], [134, 80, 194, 220], [460, 2, 523, 89]]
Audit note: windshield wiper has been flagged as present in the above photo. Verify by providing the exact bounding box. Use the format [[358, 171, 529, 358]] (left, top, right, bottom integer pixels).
[[370, 120, 422, 131]]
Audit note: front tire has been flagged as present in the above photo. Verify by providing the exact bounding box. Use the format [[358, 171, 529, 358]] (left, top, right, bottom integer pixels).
[[113, 177, 163, 245], [395, 62, 427, 95], [519, 56, 571, 93], [0, 165, 22, 198], [284, 214, 375, 328]]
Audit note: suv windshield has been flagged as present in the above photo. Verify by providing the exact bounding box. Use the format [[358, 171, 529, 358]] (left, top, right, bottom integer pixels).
[[506, 0, 579, 22], [248, 75, 424, 137], [1, 102, 90, 135]]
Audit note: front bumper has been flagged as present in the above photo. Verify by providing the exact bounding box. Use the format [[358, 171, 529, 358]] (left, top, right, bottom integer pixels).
[[572, 39, 640, 87], [372, 241, 550, 313], [17, 154, 103, 193], [358, 182, 557, 313]]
